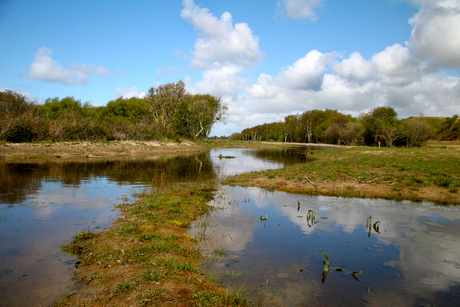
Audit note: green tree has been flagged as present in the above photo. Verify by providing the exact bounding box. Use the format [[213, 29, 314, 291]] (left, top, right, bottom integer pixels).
[[104, 97, 149, 120], [184, 94, 227, 138], [403, 118, 431, 147], [145, 80, 190, 137], [361, 106, 401, 146], [40, 96, 83, 119]]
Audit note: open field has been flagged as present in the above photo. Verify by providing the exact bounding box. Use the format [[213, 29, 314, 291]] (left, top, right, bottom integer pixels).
[[222, 145, 460, 205]]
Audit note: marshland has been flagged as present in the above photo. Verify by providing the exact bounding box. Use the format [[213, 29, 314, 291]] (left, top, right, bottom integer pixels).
[[1, 143, 460, 306], [1, 89, 460, 306]]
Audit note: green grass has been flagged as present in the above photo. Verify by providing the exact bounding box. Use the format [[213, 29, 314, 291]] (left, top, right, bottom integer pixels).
[[222, 146, 460, 204], [212, 247, 227, 256], [57, 183, 251, 306]]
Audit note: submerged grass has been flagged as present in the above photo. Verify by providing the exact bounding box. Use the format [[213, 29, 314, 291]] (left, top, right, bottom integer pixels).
[[222, 146, 460, 205], [57, 183, 251, 307]]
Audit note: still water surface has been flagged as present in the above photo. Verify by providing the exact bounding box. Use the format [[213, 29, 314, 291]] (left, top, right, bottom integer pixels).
[[191, 186, 460, 306], [0, 148, 307, 306], [1, 147, 459, 306]]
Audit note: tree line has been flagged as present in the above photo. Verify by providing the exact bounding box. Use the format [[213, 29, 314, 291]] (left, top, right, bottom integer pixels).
[[228, 107, 460, 147], [0, 81, 227, 143]]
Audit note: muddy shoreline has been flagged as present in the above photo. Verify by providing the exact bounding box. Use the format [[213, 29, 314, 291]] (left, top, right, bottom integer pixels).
[[0, 140, 207, 161]]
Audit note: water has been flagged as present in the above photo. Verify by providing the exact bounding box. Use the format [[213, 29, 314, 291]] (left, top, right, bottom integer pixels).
[[191, 186, 460, 306], [1, 147, 459, 306], [0, 147, 311, 307]]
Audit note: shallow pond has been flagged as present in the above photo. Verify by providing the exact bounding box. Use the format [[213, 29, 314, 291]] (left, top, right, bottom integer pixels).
[[0, 147, 311, 307], [190, 186, 460, 306]]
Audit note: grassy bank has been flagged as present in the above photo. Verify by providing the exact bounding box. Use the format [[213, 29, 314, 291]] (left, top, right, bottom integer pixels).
[[222, 146, 460, 205], [56, 184, 250, 307]]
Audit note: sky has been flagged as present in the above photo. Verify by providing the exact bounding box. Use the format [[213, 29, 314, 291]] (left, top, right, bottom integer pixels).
[[1, 0, 460, 136]]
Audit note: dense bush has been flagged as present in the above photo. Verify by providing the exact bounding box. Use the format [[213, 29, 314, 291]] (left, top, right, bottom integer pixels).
[[0, 81, 226, 143]]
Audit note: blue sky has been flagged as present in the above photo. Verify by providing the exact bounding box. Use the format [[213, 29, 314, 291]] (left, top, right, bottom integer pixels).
[[1, 0, 459, 136]]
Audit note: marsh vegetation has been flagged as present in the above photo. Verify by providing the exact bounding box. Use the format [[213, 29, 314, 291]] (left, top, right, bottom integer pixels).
[[223, 146, 460, 205]]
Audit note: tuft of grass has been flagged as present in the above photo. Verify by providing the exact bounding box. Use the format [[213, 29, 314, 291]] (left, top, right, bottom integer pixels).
[[212, 247, 226, 256], [136, 269, 164, 283], [61, 227, 96, 255], [154, 257, 198, 273], [112, 280, 137, 295], [434, 176, 453, 188]]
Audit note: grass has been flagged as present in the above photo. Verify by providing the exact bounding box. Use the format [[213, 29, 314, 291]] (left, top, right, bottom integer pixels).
[[56, 183, 251, 307], [212, 247, 227, 256], [222, 146, 460, 205]]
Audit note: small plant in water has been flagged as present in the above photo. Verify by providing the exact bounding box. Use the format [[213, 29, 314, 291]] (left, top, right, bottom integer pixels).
[[399, 264, 412, 279], [218, 154, 236, 159], [212, 247, 226, 256], [306, 209, 319, 227], [321, 252, 330, 284], [259, 210, 267, 221]]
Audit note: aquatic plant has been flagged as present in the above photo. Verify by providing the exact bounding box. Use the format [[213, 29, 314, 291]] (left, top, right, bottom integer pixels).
[[306, 209, 319, 227], [259, 210, 267, 221], [321, 252, 330, 284]]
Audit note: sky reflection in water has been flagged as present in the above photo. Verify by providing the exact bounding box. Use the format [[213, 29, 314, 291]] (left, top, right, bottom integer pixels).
[[191, 185, 460, 306], [0, 148, 306, 307], [1, 147, 459, 306]]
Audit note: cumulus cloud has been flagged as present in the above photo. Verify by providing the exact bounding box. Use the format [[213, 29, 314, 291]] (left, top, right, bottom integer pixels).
[[237, 44, 459, 134], [195, 64, 246, 96], [408, 0, 460, 70], [276, 0, 325, 21], [372, 44, 421, 85], [332, 52, 374, 82], [24, 47, 111, 86], [181, 0, 262, 69], [115, 86, 147, 99], [178, 0, 460, 137], [278, 50, 338, 91]]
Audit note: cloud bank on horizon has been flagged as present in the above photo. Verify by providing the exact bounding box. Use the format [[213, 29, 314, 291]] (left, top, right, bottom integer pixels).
[[3, 0, 460, 136]]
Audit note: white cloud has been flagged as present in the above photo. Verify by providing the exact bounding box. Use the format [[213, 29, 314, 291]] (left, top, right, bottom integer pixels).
[[332, 52, 374, 82], [220, 44, 460, 136], [181, 0, 262, 69], [179, 0, 460, 137], [195, 63, 246, 97], [372, 44, 421, 85], [408, 1, 460, 70], [278, 50, 338, 91], [115, 86, 147, 99], [276, 0, 325, 21], [24, 47, 111, 86]]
